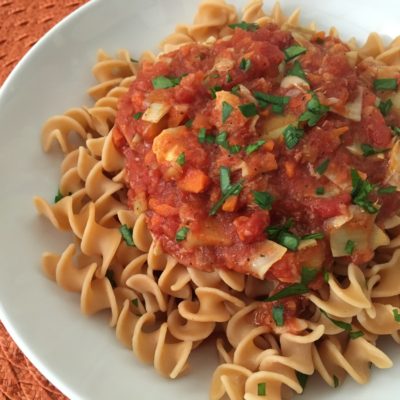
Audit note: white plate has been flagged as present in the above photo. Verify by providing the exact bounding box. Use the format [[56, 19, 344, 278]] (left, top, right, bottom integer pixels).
[[1, 0, 400, 399]]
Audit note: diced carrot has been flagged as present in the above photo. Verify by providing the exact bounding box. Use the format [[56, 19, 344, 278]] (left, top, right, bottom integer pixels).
[[263, 140, 275, 152], [178, 168, 210, 193], [284, 161, 296, 178], [148, 198, 179, 217], [222, 195, 238, 212], [332, 126, 349, 136]]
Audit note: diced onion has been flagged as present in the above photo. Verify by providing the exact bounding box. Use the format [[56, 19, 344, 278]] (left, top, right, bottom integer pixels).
[[386, 140, 400, 188], [152, 126, 186, 163], [370, 225, 390, 250], [214, 57, 234, 72], [142, 102, 171, 123], [298, 239, 317, 250], [250, 241, 287, 278], [331, 86, 363, 122], [280, 75, 310, 91]]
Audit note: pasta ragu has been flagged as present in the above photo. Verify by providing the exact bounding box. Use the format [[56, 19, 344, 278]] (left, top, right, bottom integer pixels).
[[34, 0, 400, 398]]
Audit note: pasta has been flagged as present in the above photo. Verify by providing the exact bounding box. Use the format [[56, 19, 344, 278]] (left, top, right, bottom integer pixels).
[[34, 0, 400, 398]]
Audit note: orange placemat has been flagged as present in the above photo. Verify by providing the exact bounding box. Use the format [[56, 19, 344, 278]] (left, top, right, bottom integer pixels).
[[0, 2, 89, 398]]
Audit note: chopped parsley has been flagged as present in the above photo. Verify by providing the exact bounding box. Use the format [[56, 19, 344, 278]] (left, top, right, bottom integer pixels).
[[299, 94, 329, 127], [283, 125, 304, 149], [301, 267, 318, 286], [239, 103, 258, 117], [216, 131, 241, 154], [287, 60, 307, 80], [302, 232, 324, 240], [176, 226, 189, 242], [209, 180, 244, 216], [284, 45, 307, 62], [231, 85, 240, 95], [185, 119, 193, 128], [119, 225, 135, 247], [333, 375, 339, 388], [239, 58, 251, 72], [315, 186, 325, 195], [226, 73, 232, 83], [296, 371, 308, 391], [130, 57, 138, 63], [360, 143, 389, 157], [133, 112, 143, 120], [266, 219, 300, 251], [393, 309, 400, 322], [377, 185, 397, 194], [210, 85, 222, 99], [320, 309, 364, 339], [176, 152, 185, 166], [378, 98, 393, 116], [253, 191, 274, 210], [349, 331, 365, 339], [373, 78, 398, 91], [351, 168, 379, 214], [152, 75, 183, 89], [220, 167, 231, 194], [222, 101, 233, 123], [198, 128, 215, 144], [54, 189, 64, 203], [315, 158, 330, 175], [262, 284, 309, 302], [245, 139, 265, 154], [345, 239, 355, 255], [253, 91, 290, 109], [392, 126, 400, 136], [229, 21, 259, 32], [257, 382, 266, 396], [271, 104, 284, 114], [323, 270, 330, 283], [272, 304, 284, 326], [131, 298, 139, 307]]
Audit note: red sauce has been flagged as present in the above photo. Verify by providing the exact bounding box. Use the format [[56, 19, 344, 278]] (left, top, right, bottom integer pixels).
[[114, 24, 400, 325]]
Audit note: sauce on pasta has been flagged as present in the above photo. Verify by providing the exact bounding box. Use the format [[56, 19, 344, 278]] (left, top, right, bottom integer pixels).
[[114, 23, 400, 326]]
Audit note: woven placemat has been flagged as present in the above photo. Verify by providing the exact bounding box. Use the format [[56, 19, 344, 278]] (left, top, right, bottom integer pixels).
[[0, 2, 88, 398]]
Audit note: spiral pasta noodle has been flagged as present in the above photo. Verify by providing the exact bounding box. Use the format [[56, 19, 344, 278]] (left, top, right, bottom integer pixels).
[[34, 1, 400, 399]]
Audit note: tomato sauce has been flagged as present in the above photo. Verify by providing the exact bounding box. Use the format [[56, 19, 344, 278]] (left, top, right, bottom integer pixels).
[[114, 23, 400, 325]]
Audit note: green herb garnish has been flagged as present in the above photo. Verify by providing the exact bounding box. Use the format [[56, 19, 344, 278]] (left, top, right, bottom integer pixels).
[[272, 304, 284, 326], [253, 91, 290, 109], [321, 309, 364, 339], [392, 126, 400, 136], [131, 298, 139, 307], [222, 101, 233, 123], [287, 60, 307, 80], [315, 159, 330, 175], [198, 128, 215, 144], [210, 85, 222, 99], [378, 186, 397, 194], [299, 94, 329, 127], [245, 139, 265, 154], [301, 267, 318, 286], [239, 103, 258, 117], [257, 382, 266, 396], [349, 331, 365, 339], [226, 73, 232, 83], [323, 271, 330, 283], [209, 180, 244, 216], [216, 131, 242, 154], [253, 191, 274, 210], [393, 309, 400, 322], [239, 58, 251, 72], [302, 232, 324, 240], [220, 167, 231, 194], [333, 375, 339, 388], [283, 125, 304, 149], [315, 187, 325, 195], [351, 168, 379, 213], [296, 371, 308, 391], [152, 75, 183, 89], [284, 45, 307, 62], [185, 119, 193, 128], [373, 78, 398, 91], [133, 112, 143, 120], [345, 239, 355, 255], [176, 226, 189, 242], [263, 284, 309, 302], [379, 98, 393, 116], [120, 225, 135, 247], [360, 143, 389, 157], [176, 152, 185, 166], [229, 21, 259, 32], [54, 189, 64, 203]]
